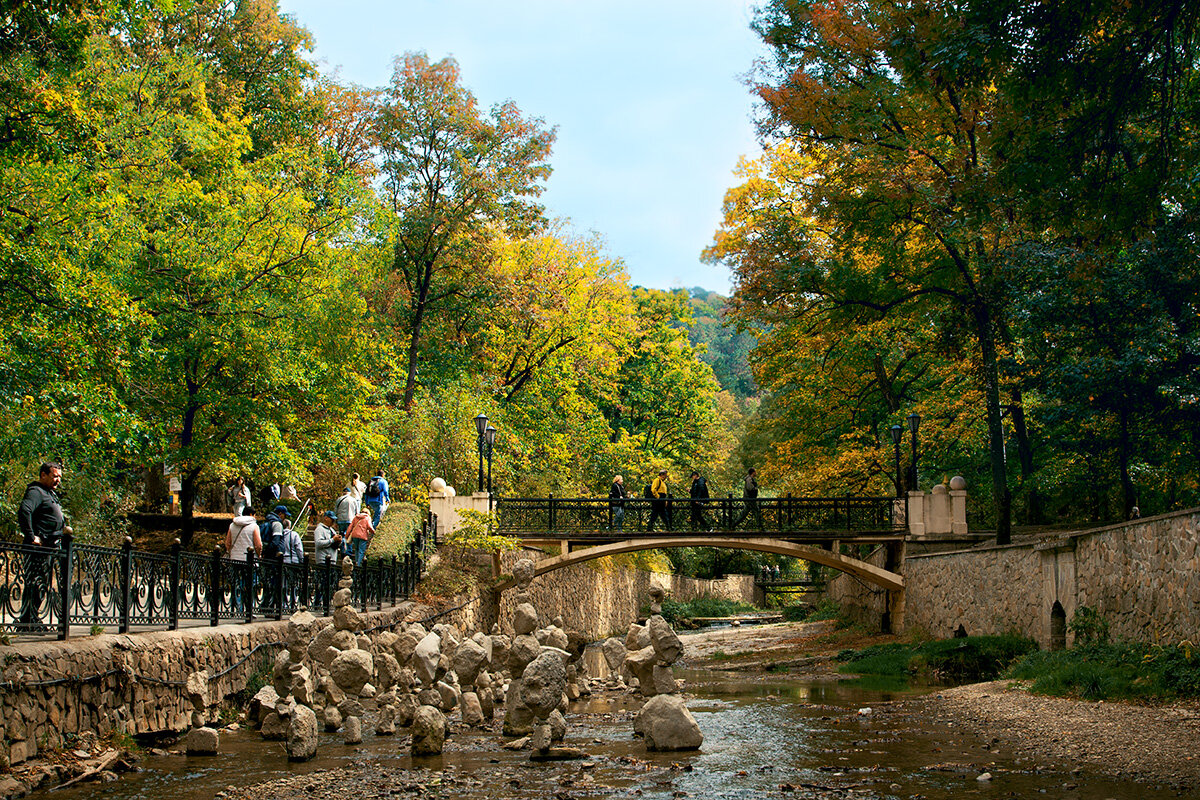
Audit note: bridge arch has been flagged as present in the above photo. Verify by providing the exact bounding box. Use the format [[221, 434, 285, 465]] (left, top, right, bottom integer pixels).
[[493, 536, 904, 593]]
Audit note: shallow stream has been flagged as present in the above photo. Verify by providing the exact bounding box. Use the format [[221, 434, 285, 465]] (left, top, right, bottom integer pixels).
[[55, 655, 1185, 800]]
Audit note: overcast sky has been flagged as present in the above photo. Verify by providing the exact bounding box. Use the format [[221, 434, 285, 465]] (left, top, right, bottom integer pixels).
[[277, 0, 767, 295]]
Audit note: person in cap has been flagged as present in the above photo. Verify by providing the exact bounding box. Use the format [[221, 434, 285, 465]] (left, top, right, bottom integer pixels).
[[313, 510, 342, 564]]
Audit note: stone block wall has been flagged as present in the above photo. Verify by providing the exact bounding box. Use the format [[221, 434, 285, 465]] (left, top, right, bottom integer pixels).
[[828, 508, 1200, 647], [443, 549, 756, 640], [0, 604, 414, 766]]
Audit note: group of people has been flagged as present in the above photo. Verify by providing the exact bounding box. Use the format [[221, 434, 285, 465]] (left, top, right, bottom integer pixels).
[[224, 470, 391, 569], [608, 467, 763, 531]]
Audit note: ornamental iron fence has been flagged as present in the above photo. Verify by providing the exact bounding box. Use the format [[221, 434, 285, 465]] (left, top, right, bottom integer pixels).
[[0, 513, 437, 640], [494, 495, 899, 537]]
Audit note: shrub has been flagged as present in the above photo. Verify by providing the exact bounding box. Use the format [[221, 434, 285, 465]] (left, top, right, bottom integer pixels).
[[1068, 606, 1110, 645], [651, 594, 757, 626], [1008, 638, 1200, 702], [837, 635, 1038, 684]]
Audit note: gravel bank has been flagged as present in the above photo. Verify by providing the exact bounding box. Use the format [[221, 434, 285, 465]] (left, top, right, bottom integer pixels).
[[896, 679, 1200, 787]]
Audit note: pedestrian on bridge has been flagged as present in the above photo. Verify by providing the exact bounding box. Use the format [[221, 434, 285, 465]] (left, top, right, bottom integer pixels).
[[17, 462, 65, 630], [648, 469, 671, 532], [609, 475, 628, 530], [733, 467, 764, 531], [689, 471, 711, 530]]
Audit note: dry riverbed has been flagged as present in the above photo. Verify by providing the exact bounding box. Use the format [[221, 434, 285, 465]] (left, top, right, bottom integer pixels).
[[687, 619, 1200, 789]]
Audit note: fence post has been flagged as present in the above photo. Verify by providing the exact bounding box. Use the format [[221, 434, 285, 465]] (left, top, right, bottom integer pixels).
[[391, 555, 398, 606], [301, 555, 311, 612], [274, 554, 284, 621], [244, 548, 256, 624], [209, 546, 221, 627], [170, 538, 181, 631], [787, 493, 794, 531], [322, 556, 332, 616], [548, 494, 556, 532], [119, 536, 132, 634], [58, 531, 74, 641]]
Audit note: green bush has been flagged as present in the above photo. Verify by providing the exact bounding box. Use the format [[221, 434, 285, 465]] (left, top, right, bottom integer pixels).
[[651, 595, 757, 626], [1007, 639, 1200, 702], [368, 502, 425, 558], [837, 635, 1038, 684]]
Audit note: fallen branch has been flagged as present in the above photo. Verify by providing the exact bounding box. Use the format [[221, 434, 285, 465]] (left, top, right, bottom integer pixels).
[[52, 749, 123, 791]]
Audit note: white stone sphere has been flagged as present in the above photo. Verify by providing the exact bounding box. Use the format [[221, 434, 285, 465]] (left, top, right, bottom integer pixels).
[[949, 476, 967, 491], [430, 477, 447, 494]]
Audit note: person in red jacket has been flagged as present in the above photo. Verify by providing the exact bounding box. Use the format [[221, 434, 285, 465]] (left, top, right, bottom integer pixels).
[[345, 511, 375, 567]]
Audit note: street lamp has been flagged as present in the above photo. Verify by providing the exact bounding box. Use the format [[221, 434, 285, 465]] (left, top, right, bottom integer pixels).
[[907, 412, 921, 491], [889, 424, 903, 496], [474, 413, 488, 494], [484, 424, 496, 496]]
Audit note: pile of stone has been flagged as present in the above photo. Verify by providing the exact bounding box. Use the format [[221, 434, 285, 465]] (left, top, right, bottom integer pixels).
[[625, 586, 703, 752], [184, 670, 219, 756]]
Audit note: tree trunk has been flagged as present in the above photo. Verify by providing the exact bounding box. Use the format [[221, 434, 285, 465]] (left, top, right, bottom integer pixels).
[[401, 260, 434, 411], [975, 305, 1012, 544], [1008, 389, 1044, 524], [179, 468, 202, 549], [1119, 407, 1136, 519]]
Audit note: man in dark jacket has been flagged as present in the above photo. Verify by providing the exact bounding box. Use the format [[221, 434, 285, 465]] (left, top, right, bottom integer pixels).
[[689, 471, 710, 530], [609, 475, 628, 530], [733, 467, 764, 531], [17, 462, 65, 629]]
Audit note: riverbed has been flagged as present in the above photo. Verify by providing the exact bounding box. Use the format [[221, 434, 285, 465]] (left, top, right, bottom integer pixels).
[[51, 633, 1190, 800]]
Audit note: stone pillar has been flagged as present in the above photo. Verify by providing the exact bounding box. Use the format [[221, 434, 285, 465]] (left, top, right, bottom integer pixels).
[[906, 491, 926, 537], [927, 484, 951, 535], [949, 476, 968, 534]]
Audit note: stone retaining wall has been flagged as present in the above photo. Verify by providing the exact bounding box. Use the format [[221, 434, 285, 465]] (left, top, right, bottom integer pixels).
[[0, 604, 415, 766], [441, 549, 757, 640], [827, 508, 1200, 647]]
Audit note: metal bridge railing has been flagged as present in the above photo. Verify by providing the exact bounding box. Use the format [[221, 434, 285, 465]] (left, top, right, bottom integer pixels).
[[0, 513, 437, 640], [494, 495, 900, 536]]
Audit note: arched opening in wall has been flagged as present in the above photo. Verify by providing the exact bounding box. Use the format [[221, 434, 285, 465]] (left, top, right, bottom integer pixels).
[[1050, 602, 1067, 651]]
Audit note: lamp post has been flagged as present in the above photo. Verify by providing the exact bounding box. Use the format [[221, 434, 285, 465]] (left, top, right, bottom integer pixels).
[[907, 413, 921, 491], [474, 413, 488, 494], [484, 424, 496, 496], [889, 424, 903, 496]]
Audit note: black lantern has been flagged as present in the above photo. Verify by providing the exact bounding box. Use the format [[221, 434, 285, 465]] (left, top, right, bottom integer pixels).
[[907, 413, 921, 491], [474, 413, 488, 494], [889, 424, 903, 496], [484, 424, 496, 495]]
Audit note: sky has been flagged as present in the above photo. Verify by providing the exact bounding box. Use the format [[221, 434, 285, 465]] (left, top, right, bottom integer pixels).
[[277, 0, 768, 295]]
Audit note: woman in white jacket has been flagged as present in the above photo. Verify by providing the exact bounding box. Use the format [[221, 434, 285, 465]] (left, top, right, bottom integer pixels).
[[225, 508, 262, 561]]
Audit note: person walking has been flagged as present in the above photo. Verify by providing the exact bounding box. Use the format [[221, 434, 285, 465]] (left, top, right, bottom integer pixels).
[[609, 475, 628, 530], [312, 510, 342, 565], [345, 510, 376, 567], [227, 477, 251, 515], [364, 470, 390, 527], [733, 467, 764, 531], [334, 486, 359, 554], [648, 469, 670, 532], [689, 471, 710, 531], [349, 472, 366, 503], [17, 462, 66, 630], [280, 519, 305, 564]]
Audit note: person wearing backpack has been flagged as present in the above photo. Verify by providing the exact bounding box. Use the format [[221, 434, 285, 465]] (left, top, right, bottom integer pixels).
[[648, 469, 671, 532], [364, 469, 390, 527], [334, 486, 359, 555], [280, 518, 304, 565], [345, 510, 376, 567], [260, 505, 288, 560]]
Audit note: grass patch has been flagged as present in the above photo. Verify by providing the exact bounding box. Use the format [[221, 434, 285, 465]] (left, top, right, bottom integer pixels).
[[1007, 640, 1200, 702], [836, 635, 1038, 685], [652, 594, 758, 626]]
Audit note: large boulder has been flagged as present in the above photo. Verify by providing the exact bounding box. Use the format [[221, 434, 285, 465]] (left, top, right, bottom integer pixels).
[[508, 634, 540, 678], [521, 652, 567, 719], [490, 633, 511, 668], [602, 637, 627, 671], [411, 705, 446, 755], [513, 603, 539, 635], [648, 615, 684, 665], [625, 623, 651, 652], [392, 631, 421, 666], [330, 649, 374, 696], [460, 691, 485, 727], [635, 694, 703, 751], [185, 726, 219, 755], [624, 646, 658, 697], [413, 632, 442, 686], [286, 705, 319, 761], [451, 637, 489, 687], [248, 685, 280, 727], [375, 652, 402, 691]]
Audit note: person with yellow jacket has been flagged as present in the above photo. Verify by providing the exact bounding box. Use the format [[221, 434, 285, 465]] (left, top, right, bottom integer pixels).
[[648, 469, 671, 531]]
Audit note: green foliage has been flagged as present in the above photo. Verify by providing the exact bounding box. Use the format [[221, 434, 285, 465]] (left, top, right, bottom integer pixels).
[[368, 502, 425, 558], [803, 599, 842, 623], [838, 635, 1038, 685], [1008, 640, 1200, 702], [448, 509, 521, 554], [1068, 606, 1111, 646], [89, 624, 104, 636], [651, 594, 758, 626]]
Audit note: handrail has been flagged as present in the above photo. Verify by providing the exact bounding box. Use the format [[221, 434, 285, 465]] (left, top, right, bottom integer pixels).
[[0, 512, 438, 640]]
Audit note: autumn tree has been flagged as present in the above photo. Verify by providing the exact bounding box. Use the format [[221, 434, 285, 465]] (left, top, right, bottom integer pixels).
[[374, 52, 556, 411]]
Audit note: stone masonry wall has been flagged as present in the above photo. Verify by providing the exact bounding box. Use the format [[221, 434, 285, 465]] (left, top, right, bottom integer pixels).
[[828, 508, 1200, 647], [825, 546, 892, 630], [0, 604, 414, 766], [442, 549, 757, 640]]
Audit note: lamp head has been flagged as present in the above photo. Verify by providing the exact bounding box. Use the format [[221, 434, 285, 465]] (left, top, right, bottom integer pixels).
[[889, 424, 903, 445], [484, 425, 496, 447], [475, 413, 489, 436], [907, 413, 921, 434]]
